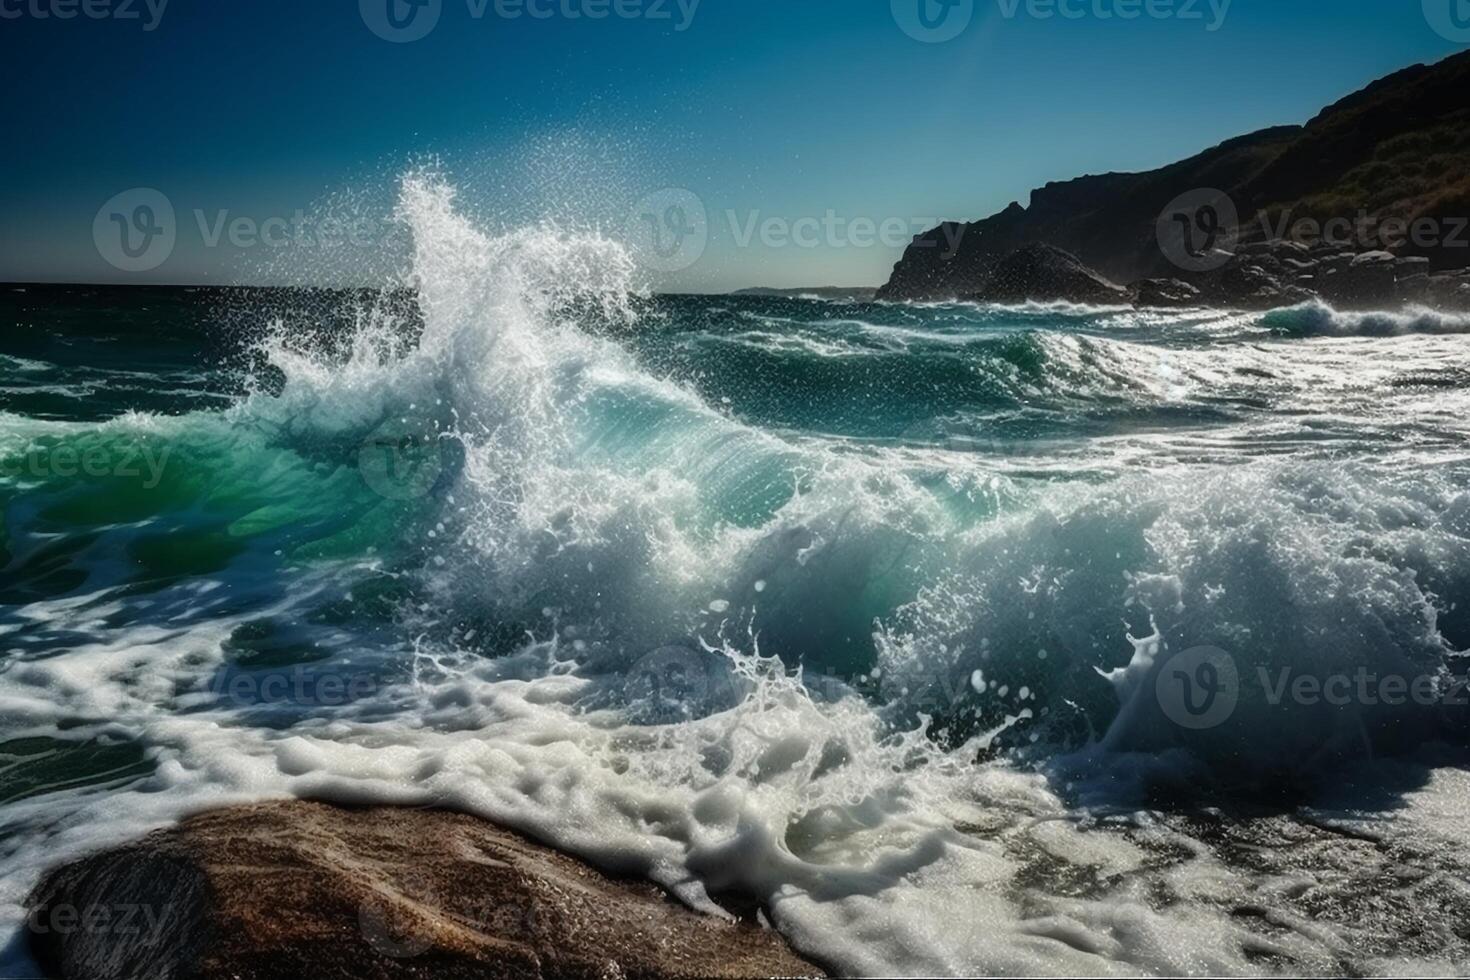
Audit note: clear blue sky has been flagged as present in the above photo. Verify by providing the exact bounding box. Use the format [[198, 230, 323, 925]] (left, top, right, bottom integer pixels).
[[2, 0, 1465, 292]]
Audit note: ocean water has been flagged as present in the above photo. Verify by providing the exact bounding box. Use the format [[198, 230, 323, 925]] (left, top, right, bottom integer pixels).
[[4, 177, 1470, 976]]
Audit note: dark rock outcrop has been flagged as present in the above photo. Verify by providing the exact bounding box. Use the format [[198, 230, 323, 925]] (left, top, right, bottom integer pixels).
[[968, 244, 1128, 305], [1193, 244, 1320, 309], [878, 126, 1300, 301], [880, 50, 1470, 303], [1411, 268, 1470, 308], [25, 801, 825, 980], [1318, 250, 1399, 308], [1132, 278, 1201, 308]]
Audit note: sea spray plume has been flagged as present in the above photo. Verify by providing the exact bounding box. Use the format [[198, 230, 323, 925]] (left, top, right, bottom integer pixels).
[[392, 175, 711, 628], [393, 171, 639, 460], [246, 172, 640, 435]]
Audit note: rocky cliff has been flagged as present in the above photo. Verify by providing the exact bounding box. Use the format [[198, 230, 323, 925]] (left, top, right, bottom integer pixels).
[[880, 50, 1470, 301]]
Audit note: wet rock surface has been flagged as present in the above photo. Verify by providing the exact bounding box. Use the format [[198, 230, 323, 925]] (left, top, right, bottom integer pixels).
[[25, 800, 826, 980], [967, 244, 1130, 305]]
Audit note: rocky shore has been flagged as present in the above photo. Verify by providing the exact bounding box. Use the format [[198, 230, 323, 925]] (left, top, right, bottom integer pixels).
[[24, 801, 825, 980], [1135, 240, 1470, 311], [939, 240, 1470, 312]]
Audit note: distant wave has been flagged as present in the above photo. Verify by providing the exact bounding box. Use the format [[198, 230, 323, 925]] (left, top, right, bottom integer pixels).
[[1261, 301, 1470, 337], [975, 297, 1138, 315]]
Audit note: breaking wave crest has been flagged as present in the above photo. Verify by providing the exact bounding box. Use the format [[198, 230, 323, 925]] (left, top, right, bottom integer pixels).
[[1261, 300, 1470, 337]]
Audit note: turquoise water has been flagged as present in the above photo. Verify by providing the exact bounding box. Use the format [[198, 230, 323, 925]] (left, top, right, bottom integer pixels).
[[4, 181, 1470, 975]]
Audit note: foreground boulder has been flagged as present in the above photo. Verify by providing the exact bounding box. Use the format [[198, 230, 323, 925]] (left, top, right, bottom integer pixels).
[[970, 244, 1129, 304], [25, 801, 825, 980]]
